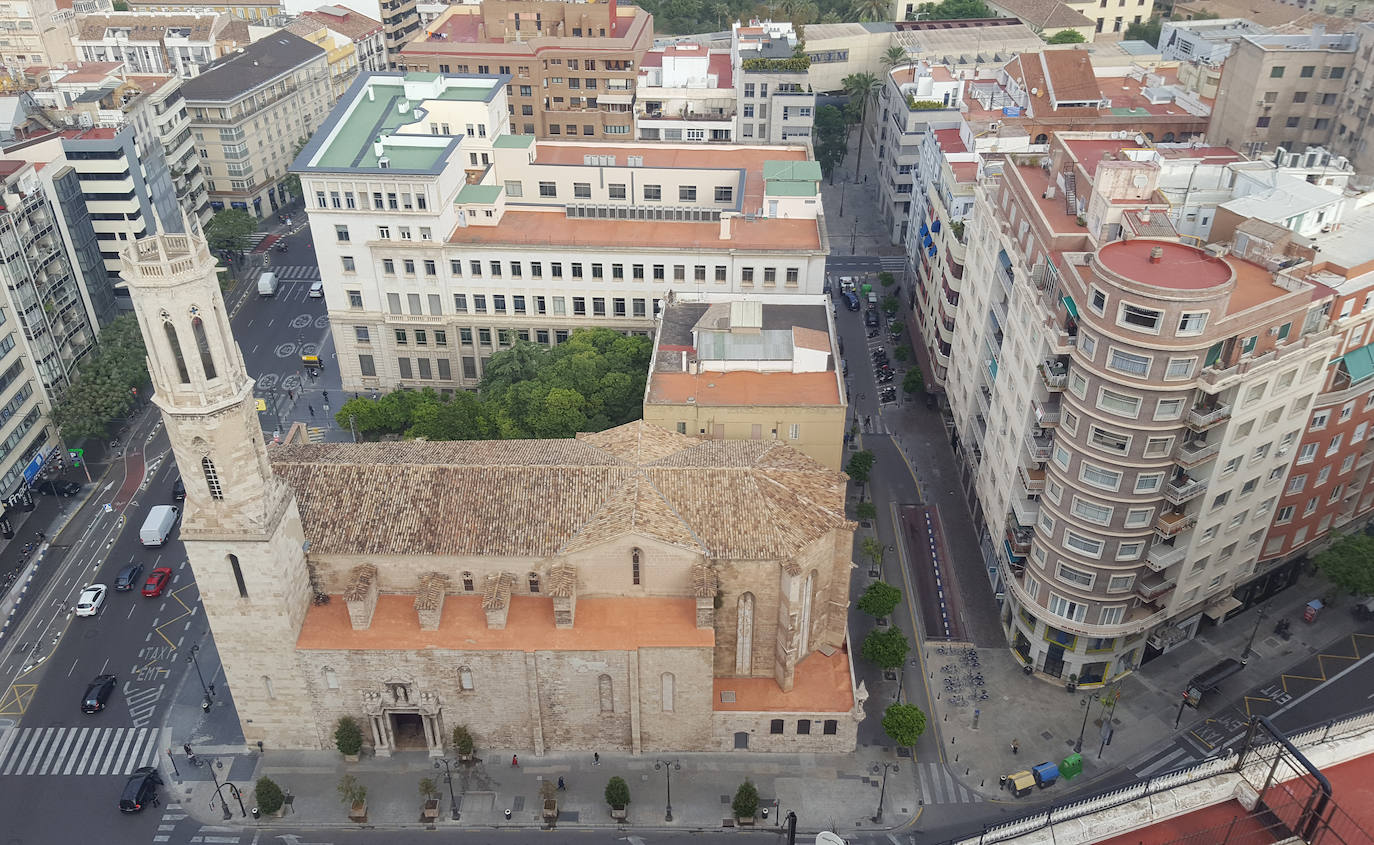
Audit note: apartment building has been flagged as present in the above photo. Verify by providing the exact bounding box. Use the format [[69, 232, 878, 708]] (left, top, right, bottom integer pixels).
[[1207, 27, 1358, 159], [644, 296, 847, 470], [635, 44, 736, 143], [181, 32, 329, 216], [1331, 22, 1374, 176], [398, 0, 653, 139], [0, 0, 112, 71], [122, 0, 283, 23], [287, 0, 418, 66], [1158, 18, 1271, 64], [285, 16, 364, 102], [945, 131, 1342, 679], [74, 12, 252, 78], [292, 72, 828, 393], [294, 6, 388, 73], [732, 20, 815, 145]]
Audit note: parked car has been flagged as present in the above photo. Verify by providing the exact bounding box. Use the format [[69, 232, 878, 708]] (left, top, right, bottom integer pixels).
[[865, 309, 880, 328], [74, 584, 106, 617], [308, 280, 324, 298], [82, 674, 117, 713], [141, 568, 172, 597], [114, 562, 144, 592], [171, 477, 185, 502], [119, 766, 163, 813]]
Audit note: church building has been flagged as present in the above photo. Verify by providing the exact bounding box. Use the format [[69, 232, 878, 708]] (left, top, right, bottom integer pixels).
[[120, 227, 864, 755]]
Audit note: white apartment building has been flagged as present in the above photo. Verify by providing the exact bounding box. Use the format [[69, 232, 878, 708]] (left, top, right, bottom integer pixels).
[[74, 12, 252, 79], [294, 5, 387, 73], [635, 43, 736, 143], [732, 20, 815, 145], [293, 72, 829, 393], [0, 0, 112, 72]]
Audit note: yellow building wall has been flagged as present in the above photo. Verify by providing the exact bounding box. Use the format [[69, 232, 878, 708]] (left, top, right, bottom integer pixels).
[[642, 402, 846, 471]]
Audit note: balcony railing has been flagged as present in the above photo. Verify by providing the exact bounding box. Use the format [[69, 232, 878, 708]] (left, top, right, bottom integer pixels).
[[1146, 543, 1186, 572], [1033, 397, 1060, 427], [999, 560, 1169, 637], [1155, 510, 1197, 538], [1010, 496, 1039, 527], [1038, 360, 1068, 391], [1176, 439, 1220, 467], [1136, 572, 1177, 602], [1163, 475, 1207, 505], [1186, 403, 1232, 431], [1019, 464, 1046, 492], [1024, 429, 1053, 462], [1005, 523, 1034, 555]]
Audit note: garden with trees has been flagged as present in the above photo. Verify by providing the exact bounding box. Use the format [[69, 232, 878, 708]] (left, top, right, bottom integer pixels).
[[50, 314, 149, 442]]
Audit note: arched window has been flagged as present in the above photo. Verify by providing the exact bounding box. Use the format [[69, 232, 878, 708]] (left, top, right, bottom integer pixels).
[[528, 572, 540, 593], [461, 572, 474, 592], [323, 668, 339, 689], [631, 548, 642, 586], [458, 666, 474, 690], [227, 553, 247, 598], [1034, 133, 1049, 145], [661, 672, 674, 712], [598, 674, 614, 712], [1144, 132, 1155, 142], [191, 312, 216, 380], [164, 321, 190, 383], [799, 571, 816, 656], [735, 593, 755, 675], [1162, 132, 1176, 143], [202, 457, 223, 500]]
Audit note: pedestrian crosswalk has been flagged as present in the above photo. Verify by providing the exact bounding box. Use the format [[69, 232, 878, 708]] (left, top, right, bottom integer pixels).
[[915, 761, 983, 804], [0, 725, 166, 776], [267, 264, 320, 280], [879, 256, 907, 272], [246, 232, 269, 248]]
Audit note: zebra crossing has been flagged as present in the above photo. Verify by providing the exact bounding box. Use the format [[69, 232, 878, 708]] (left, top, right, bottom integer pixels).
[[246, 232, 269, 248], [266, 264, 320, 280], [915, 761, 983, 804], [151, 802, 247, 844], [879, 256, 907, 272], [0, 725, 166, 776]]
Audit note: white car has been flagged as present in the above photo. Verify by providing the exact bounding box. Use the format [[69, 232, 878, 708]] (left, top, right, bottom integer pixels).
[[308, 281, 323, 298], [74, 584, 106, 617]]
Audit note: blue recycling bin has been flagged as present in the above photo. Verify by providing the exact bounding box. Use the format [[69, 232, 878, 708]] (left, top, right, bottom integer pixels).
[[1032, 761, 1060, 788]]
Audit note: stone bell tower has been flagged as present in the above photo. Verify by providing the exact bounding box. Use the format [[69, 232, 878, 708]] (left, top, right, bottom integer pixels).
[[120, 225, 316, 749]]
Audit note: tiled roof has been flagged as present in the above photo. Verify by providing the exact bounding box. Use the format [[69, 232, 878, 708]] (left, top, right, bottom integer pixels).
[[988, 0, 1093, 29], [271, 421, 849, 560], [299, 6, 383, 40], [76, 12, 250, 45], [1039, 50, 1102, 103]]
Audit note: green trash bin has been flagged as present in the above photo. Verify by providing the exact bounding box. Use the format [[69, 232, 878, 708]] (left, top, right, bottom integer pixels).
[[1061, 752, 1083, 780]]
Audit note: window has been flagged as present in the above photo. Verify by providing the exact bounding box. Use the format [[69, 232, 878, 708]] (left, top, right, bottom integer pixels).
[[1287, 474, 1307, 494], [1165, 358, 1196, 379], [528, 572, 540, 593], [342, 256, 356, 272], [632, 548, 641, 585], [598, 674, 613, 712], [715, 186, 733, 202], [1271, 66, 1285, 78], [1080, 463, 1121, 490], [228, 554, 247, 598], [1298, 443, 1318, 464], [1116, 542, 1143, 561], [1311, 411, 1330, 430], [1090, 288, 1107, 314], [797, 720, 811, 735], [459, 668, 474, 690], [574, 182, 591, 199], [202, 457, 222, 500], [1071, 497, 1113, 525], [1098, 389, 1141, 418], [1120, 303, 1162, 332], [1049, 593, 1088, 622], [644, 184, 661, 201], [354, 326, 370, 343], [1144, 437, 1173, 457], [679, 186, 696, 202], [1089, 426, 1130, 454], [348, 290, 363, 308], [661, 673, 674, 712], [1065, 531, 1105, 558], [1155, 398, 1184, 420], [1108, 349, 1150, 376], [539, 182, 557, 197], [770, 719, 784, 734], [335, 225, 350, 242]]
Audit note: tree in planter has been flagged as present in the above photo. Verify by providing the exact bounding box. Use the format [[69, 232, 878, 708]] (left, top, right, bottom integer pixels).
[[604, 775, 631, 809], [254, 776, 285, 815], [337, 773, 368, 808], [732, 779, 760, 820], [846, 450, 875, 486], [334, 715, 364, 757], [878, 271, 896, 287], [861, 536, 885, 572], [857, 581, 901, 619], [419, 777, 440, 804], [882, 295, 900, 316], [882, 703, 928, 746], [1314, 533, 1374, 596], [862, 627, 910, 671], [855, 501, 877, 521], [452, 724, 475, 757], [894, 345, 911, 363], [903, 368, 925, 397]]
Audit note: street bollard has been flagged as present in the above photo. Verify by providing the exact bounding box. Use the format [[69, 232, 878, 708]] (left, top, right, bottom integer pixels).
[[251, 807, 260, 820], [504, 809, 512, 821]]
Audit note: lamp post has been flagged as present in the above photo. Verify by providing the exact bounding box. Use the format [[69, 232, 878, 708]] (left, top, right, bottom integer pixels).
[[1074, 694, 1095, 753], [187, 644, 211, 710], [434, 758, 460, 820], [653, 758, 680, 822], [203, 753, 230, 821], [871, 761, 894, 823], [1240, 604, 1267, 664]]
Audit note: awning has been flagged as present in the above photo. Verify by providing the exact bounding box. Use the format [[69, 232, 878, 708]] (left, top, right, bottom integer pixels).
[[598, 91, 635, 104], [1338, 342, 1374, 385], [919, 222, 929, 236], [922, 235, 933, 247], [1203, 595, 1242, 621], [1062, 295, 1079, 319], [927, 246, 937, 257], [932, 219, 942, 232]]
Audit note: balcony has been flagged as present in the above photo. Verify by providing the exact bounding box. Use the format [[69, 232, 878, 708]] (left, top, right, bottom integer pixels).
[[1145, 542, 1186, 572], [1019, 464, 1046, 492], [1010, 496, 1039, 527], [1038, 359, 1068, 391], [999, 560, 1169, 638], [1163, 474, 1207, 505], [1136, 572, 1177, 603], [1048, 325, 1078, 354], [1154, 510, 1197, 539], [1032, 397, 1060, 427], [1186, 402, 1232, 431], [1176, 438, 1221, 467], [1005, 521, 1034, 556], [1024, 428, 1053, 462]]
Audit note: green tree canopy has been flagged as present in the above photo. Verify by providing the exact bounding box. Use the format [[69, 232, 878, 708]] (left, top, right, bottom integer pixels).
[[861, 627, 910, 669], [1045, 29, 1086, 43], [861, 536, 885, 569], [857, 581, 902, 618], [813, 105, 849, 182], [334, 716, 363, 756], [1124, 16, 1162, 46], [280, 137, 308, 199], [852, 0, 889, 20], [882, 703, 928, 746], [855, 500, 877, 520], [203, 208, 258, 255], [903, 368, 925, 395], [915, 0, 993, 19], [604, 776, 631, 808], [1314, 533, 1374, 596], [49, 314, 148, 442], [842, 72, 883, 179], [255, 777, 285, 814], [731, 779, 760, 819], [846, 450, 875, 484]]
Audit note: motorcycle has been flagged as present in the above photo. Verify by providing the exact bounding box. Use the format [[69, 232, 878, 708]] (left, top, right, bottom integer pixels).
[[1274, 618, 1292, 640]]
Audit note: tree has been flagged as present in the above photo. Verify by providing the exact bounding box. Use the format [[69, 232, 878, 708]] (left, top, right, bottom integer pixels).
[[861, 536, 885, 570], [851, 0, 889, 20], [451, 724, 475, 756], [842, 72, 883, 181], [903, 368, 925, 396], [111, 0, 128, 8], [279, 137, 308, 200], [334, 715, 364, 756], [255, 777, 285, 814], [732, 779, 760, 819], [49, 314, 148, 442], [813, 105, 849, 183], [337, 774, 367, 807], [915, 0, 993, 19], [203, 208, 258, 257], [857, 581, 901, 618], [604, 776, 631, 808], [862, 627, 910, 669], [856, 500, 877, 521], [879, 271, 896, 287], [713, 2, 730, 28], [882, 703, 928, 746], [846, 450, 875, 485], [1045, 29, 1086, 43], [1314, 533, 1374, 596], [880, 45, 909, 74], [882, 295, 899, 316]]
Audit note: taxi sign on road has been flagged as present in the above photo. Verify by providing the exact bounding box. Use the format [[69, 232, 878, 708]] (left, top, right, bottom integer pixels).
[[255, 398, 268, 411]]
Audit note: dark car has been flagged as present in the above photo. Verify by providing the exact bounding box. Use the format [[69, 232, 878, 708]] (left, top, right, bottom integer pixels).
[[171, 477, 185, 501], [114, 562, 144, 592], [119, 766, 163, 813], [844, 292, 860, 311], [82, 674, 117, 714], [39, 480, 81, 497], [865, 309, 880, 328]]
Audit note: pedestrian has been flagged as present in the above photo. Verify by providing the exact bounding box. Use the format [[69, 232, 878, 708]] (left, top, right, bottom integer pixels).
[[183, 743, 193, 757], [593, 752, 600, 766], [288, 390, 295, 401], [308, 405, 315, 417], [323, 390, 329, 403], [557, 776, 566, 791], [1011, 739, 1019, 755], [512, 754, 519, 767]]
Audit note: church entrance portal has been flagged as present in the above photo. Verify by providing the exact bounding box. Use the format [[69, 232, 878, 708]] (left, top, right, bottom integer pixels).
[[390, 713, 428, 751]]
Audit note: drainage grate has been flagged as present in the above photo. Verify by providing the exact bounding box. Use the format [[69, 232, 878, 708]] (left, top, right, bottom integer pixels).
[[1041, 731, 1054, 740], [721, 794, 731, 804], [557, 811, 579, 822], [512, 796, 525, 812]]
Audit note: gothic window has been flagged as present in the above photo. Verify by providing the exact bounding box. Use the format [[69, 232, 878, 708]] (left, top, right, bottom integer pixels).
[[323, 668, 339, 689], [528, 572, 540, 593], [661, 672, 674, 712], [227, 553, 247, 598], [598, 674, 613, 712], [190, 311, 217, 380], [799, 571, 816, 656], [202, 457, 223, 500], [164, 320, 190, 383], [458, 667, 474, 690], [735, 593, 755, 675], [461, 572, 474, 592], [631, 548, 641, 585]]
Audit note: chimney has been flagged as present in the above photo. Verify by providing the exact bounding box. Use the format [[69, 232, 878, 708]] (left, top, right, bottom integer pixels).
[[1149, 246, 1164, 264]]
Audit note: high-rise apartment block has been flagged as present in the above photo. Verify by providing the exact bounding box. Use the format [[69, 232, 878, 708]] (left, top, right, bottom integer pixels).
[[731, 20, 815, 145], [0, 0, 112, 71], [73, 12, 253, 78], [398, 0, 653, 139], [293, 72, 827, 394]]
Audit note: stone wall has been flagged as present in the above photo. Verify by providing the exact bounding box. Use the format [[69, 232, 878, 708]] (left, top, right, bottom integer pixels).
[[710, 709, 858, 753]]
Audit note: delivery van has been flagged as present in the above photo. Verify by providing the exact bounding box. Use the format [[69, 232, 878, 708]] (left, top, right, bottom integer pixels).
[[257, 272, 278, 297], [140, 505, 180, 547]]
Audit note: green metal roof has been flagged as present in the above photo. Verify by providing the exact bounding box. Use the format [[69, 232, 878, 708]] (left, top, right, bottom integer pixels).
[[1339, 343, 1374, 385], [308, 77, 492, 171], [456, 184, 502, 204], [763, 160, 821, 181], [493, 134, 535, 149]]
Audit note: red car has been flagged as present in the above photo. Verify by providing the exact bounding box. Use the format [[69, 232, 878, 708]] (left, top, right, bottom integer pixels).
[[141, 567, 172, 597]]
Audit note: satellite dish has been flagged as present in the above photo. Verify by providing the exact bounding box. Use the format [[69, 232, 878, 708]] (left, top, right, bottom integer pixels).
[[1135, 133, 1146, 146]]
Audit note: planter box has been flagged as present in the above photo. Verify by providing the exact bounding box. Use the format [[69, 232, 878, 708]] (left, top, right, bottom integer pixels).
[[343, 753, 360, 763], [737, 816, 756, 827], [348, 802, 368, 823], [542, 799, 558, 821], [422, 799, 440, 821], [610, 807, 628, 821]]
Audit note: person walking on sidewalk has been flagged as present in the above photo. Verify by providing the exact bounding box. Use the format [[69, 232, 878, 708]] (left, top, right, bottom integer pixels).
[[557, 777, 565, 791], [308, 405, 315, 417], [512, 754, 519, 767], [1011, 739, 1019, 755], [593, 752, 600, 766]]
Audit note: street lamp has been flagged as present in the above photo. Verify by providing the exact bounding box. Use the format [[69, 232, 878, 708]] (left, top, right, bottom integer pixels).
[[187, 644, 211, 710], [871, 761, 894, 823], [434, 758, 460, 820], [1240, 604, 1267, 664], [1074, 694, 1095, 753], [653, 758, 680, 822]]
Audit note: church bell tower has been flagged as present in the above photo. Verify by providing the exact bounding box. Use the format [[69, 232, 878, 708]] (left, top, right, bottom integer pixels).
[[121, 226, 316, 749]]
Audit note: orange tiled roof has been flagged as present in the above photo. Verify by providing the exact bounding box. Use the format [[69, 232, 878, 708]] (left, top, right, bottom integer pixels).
[[713, 650, 854, 712], [648, 370, 841, 407]]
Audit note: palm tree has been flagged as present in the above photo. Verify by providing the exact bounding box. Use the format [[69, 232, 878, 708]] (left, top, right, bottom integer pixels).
[[851, 0, 890, 22], [880, 45, 910, 75], [713, 2, 730, 29], [842, 71, 883, 181]]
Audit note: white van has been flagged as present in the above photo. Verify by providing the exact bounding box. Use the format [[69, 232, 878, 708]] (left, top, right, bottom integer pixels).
[[257, 272, 278, 297], [140, 505, 180, 547]]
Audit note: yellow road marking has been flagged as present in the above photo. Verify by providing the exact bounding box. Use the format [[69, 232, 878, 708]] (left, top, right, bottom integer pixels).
[[152, 583, 197, 649], [0, 683, 37, 716]]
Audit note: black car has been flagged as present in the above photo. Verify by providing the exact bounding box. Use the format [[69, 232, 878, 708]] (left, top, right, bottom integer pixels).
[[865, 309, 880, 328], [114, 562, 144, 592], [172, 476, 185, 501], [82, 674, 117, 714], [39, 480, 81, 496], [120, 766, 163, 813]]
